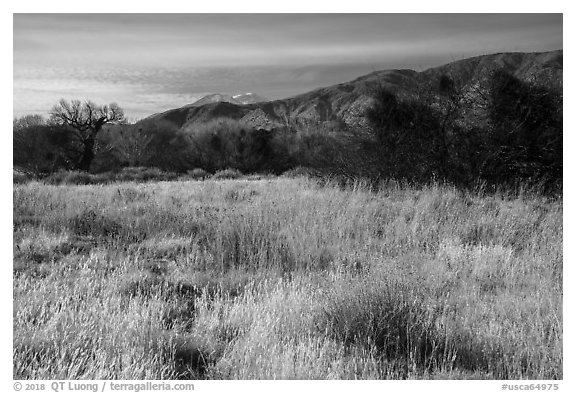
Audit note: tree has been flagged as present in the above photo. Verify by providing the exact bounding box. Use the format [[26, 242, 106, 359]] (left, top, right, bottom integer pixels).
[[134, 119, 190, 171], [482, 70, 562, 187], [366, 88, 444, 181], [13, 115, 80, 176], [366, 68, 562, 190], [366, 73, 484, 183], [49, 99, 125, 171], [99, 123, 154, 168], [185, 119, 275, 173], [13, 114, 45, 132]]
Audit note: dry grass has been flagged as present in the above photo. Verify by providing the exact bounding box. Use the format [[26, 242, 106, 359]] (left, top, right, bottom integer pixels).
[[13, 176, 562, 379]]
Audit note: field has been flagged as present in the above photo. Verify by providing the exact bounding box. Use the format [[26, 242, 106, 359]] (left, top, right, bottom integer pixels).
[[13, 176, 562, 379]]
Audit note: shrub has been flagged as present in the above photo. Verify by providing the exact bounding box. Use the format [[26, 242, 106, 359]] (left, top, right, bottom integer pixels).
[[90, 172, 116, 184], [319, 275, 446, 369], [242, 173, 274, 181], [187, 168, 210, 180], [40, 168, 183, 185], [43, 170, 72, 185], [43, 170, 116, 185], [68, 209, 123, 238], [282, 166, 314, 178], [115, 167, 179, 183], [212, 169, 243, 180], [13, 171, 32, 184], [62, 171, 94, 185]]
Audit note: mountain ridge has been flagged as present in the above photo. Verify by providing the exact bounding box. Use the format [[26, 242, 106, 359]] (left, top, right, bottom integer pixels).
[[148, 50, 562, 131], [189, 92, 269, 107]]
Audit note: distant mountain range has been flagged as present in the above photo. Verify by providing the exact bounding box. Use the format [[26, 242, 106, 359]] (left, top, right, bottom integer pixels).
[[190, 92, 269, 107], [149, 50, 562, 132]]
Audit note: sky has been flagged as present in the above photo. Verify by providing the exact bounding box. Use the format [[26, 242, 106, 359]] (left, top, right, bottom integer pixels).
[[13, 13, 563, 120]]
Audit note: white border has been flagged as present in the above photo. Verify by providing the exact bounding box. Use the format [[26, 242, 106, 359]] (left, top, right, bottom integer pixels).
[[3, 3, 572, 392]]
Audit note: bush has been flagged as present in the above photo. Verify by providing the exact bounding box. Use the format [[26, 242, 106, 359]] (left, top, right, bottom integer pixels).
[[319, 276, 445, 368], [13, 171, 32, 184], [187, 168, 210, 180], [68, 209, 123, 238], [212, 168, 243, 180], [42, 170, 94, 185], [282, 166, 314, 178], [90, 173, 116, 184], [115, 167, 179, 182], [43, 170, 72, 185], [63, 171, 94, 185], [40, 168, 182, 185], [243, 173, 275, 181]]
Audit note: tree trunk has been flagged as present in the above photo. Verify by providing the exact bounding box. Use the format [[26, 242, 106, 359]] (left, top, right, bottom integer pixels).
[[78, 138, 96, 172]]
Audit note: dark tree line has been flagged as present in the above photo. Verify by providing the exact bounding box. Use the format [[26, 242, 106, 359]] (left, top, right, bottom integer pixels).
[[366, 69, 562, 191], [14, 103, 360, 177]]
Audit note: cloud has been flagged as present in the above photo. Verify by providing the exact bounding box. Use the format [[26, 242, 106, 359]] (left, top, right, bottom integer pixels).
[[13, 14, 562, 118], [14, 14, 562, 67]]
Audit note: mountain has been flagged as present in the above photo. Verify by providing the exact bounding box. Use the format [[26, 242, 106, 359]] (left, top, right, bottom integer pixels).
[[149, 50, 562, 131], [232, 92, 269, 105], [190, 94, 238, 107], [189, 92, 269, 107]]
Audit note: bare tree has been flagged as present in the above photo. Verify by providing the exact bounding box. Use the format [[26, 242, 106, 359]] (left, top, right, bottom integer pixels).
[[49, 99, 125, 171], [107, 123, 154, 167], [13, 114, 45, 132]]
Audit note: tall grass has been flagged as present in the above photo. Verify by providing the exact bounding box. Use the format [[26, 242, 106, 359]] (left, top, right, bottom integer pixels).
[[13, 177, 562, 379]]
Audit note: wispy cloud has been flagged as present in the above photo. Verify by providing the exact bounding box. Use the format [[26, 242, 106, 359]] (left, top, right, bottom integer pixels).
[[14, 14, 562, 119]]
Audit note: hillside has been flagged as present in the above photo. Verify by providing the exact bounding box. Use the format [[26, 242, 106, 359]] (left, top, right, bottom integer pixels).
[[149, 50, 562, 131], [190, 92, 269, 107]]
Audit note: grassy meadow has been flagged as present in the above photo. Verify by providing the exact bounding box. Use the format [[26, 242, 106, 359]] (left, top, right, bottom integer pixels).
[[13, 176, 562, 379]]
